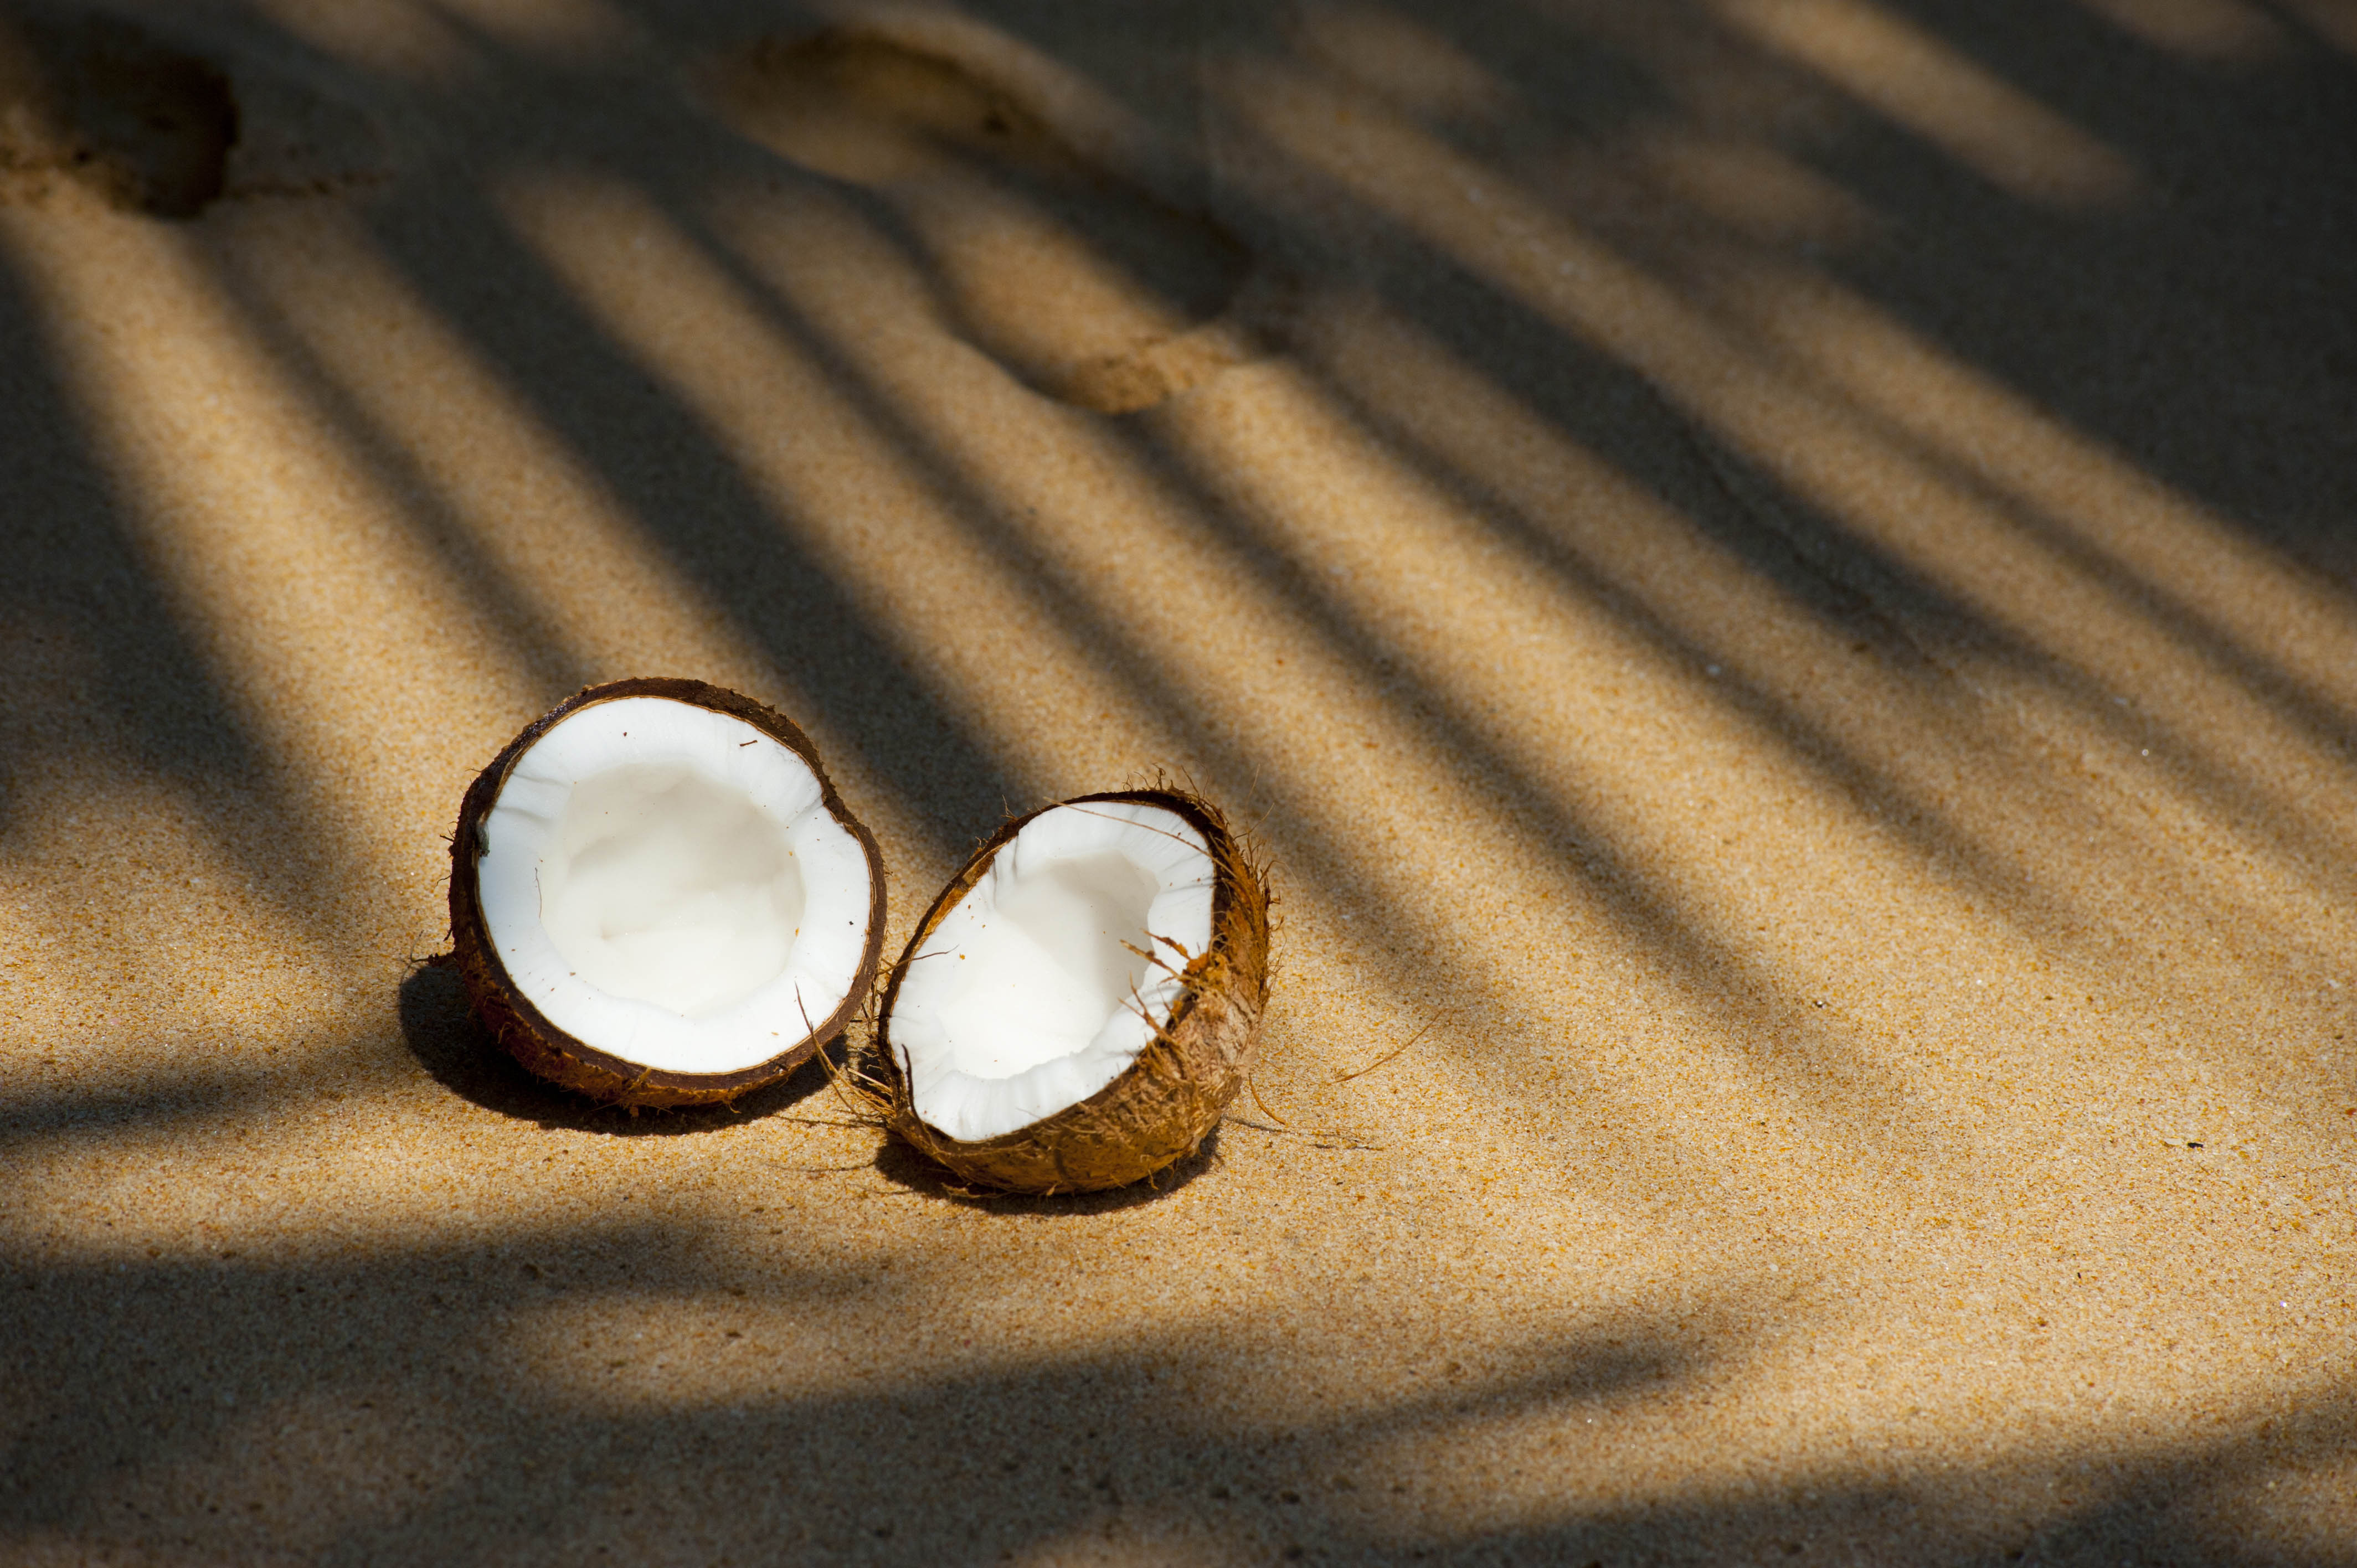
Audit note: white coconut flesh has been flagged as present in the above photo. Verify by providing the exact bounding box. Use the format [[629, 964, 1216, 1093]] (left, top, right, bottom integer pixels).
[[474, 696, 874, 1076], [890, 801, 1216, 1142]]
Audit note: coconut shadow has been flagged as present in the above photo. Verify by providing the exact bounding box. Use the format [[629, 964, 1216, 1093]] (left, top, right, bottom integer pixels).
[[397, 958, 833, 1136], [869, 1123, 1223, 1212]]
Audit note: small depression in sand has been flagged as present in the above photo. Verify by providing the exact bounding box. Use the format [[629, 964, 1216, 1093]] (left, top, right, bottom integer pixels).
[[0, 6, 385, 218], [699, 31, 1262, 413], [0, 7, 237, 216]]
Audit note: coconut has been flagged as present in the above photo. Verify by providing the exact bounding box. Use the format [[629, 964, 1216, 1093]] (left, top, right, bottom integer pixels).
[[447, 677, 886, 1109], [868, 788, 1270, 1193]]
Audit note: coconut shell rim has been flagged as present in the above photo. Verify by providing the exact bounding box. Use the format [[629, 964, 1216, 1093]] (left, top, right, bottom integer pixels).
[[447, 675, 888, 1107], [872, 786, 1265, 1161]]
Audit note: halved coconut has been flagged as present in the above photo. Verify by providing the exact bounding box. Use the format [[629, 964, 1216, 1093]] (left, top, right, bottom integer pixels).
[[448, 677, 886, 1108], [872, 788, 1270, 1192]]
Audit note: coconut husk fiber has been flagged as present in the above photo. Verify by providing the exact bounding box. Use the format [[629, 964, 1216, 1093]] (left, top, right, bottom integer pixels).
[[2, 0, 2354, 1563]]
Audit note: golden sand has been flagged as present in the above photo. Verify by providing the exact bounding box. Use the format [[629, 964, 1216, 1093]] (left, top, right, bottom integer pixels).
[[2, 0, 2350, 1561]]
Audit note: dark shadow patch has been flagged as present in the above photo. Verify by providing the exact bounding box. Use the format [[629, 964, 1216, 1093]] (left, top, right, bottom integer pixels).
[[870, 1119, 1222, 1210], [0, 1074, 248, 1154], [397, 957, 831, 1135], [216, 56, 388, 203], [0, 6, 237, 218], [1, 1231, 2336, 1566]]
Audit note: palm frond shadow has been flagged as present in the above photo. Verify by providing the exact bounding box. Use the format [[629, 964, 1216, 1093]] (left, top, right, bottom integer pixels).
[[2, 1235, 2341, 1565]]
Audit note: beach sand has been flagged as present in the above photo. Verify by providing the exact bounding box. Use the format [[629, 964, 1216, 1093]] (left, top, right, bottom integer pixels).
[[2, 0, 2353, 1561]]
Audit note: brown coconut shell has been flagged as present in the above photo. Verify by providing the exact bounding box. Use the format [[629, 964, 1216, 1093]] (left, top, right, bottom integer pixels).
[[871, 788, 1271, 1193], [447, 677, 887, 1110]]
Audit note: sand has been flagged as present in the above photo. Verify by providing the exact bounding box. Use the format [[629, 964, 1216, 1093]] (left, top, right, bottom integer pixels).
[[2, 0, 2352, 1561]]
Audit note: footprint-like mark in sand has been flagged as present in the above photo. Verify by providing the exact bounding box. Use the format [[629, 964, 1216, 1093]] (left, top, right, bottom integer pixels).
[[0, 8, 236, 216], [1, 6, 385, 219], [702, 32, 1270, 414]]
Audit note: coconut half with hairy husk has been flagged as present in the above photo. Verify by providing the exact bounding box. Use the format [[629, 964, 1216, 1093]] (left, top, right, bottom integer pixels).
[[868, 788, 1270, 1193], [448, 677, 886, 1109]]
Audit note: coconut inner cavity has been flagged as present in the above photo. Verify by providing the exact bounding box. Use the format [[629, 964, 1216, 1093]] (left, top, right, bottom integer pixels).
[[474, 696, 875, 1077], [933, 850, 1159, 1077], [891, 801, 1214, 1142], [541, 765, 807, 1019]]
